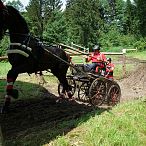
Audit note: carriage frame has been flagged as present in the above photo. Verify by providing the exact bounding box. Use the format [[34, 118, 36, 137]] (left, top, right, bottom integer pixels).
[[58, 63, 121, 107]]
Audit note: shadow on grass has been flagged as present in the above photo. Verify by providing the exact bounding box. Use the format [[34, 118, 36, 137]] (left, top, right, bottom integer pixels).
[[0, 79, 107, 146]]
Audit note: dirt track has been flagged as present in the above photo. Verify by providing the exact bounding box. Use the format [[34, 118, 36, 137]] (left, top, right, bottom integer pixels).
[[0, 59, 146, 145], [119, 63, 146, 102], [44, 61, 146, 102], [0, 90, 100, 145]]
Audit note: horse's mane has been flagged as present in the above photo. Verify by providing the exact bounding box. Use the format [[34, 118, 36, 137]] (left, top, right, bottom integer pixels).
[[6, 5, 29, 33]]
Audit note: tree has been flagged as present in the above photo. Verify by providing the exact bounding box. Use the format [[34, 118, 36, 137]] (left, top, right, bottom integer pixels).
[[65, 0, 102, 48], [123, 0, 137, 35], [6, 0, 24, 11], [26, 0, 63, 38], [43, 10, 67, 44], [135, 0, 146, 37]]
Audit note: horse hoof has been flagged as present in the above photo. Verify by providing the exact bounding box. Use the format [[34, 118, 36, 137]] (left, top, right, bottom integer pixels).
[[58, 93, 66, 98], [12, 89, 19, 99], [67, 91, 73, 98], [56, 98, 62, 103], [1, 106, 9, 114], [68, 97, 75, 101]]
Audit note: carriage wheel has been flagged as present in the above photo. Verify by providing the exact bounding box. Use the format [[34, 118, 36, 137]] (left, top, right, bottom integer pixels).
[[107, 84, 121, 106], [58, 78, 76, 96], [78, 82, 90, 102], [89, 79, 106, 106]]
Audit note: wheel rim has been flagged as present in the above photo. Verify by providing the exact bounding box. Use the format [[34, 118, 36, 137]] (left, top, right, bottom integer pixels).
[[89, 79, 106, 106], [108, 85, 121, 106], [68, 78, 76, 95], [58, 83, 64, 95], [58, 78, 76, 96], [78, 82, 89, 102]]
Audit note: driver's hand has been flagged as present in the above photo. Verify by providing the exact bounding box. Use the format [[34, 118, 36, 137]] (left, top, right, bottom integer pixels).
[[85, 56, 88, 62]]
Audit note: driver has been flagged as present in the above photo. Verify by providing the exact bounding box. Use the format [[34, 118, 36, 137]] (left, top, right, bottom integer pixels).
[[85, 44, 107, 74]]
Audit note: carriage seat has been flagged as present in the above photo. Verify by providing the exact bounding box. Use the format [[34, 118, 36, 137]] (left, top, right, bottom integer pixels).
[[72, 64, 93, 75]]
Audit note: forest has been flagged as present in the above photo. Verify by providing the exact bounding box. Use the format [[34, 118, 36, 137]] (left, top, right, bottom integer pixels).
[[0, 0, 146, 55]]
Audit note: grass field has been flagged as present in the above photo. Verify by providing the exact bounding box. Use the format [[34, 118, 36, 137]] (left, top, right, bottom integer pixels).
[[0, 51, 146, 146], [47, 99, 146, 146], [0, 62, 11, 78], [127, 50, 146, 60]]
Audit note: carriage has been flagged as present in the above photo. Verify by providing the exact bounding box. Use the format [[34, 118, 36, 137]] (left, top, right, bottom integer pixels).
[[0, 1, 121, 113], [58, 63, 121, 107]]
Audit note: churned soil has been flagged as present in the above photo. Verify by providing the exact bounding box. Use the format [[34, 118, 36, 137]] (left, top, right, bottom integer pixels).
[[119, 63, 146, 102], [0, 58, 146, 145]]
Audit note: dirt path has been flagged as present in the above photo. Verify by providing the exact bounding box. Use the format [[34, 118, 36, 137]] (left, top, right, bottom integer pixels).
[[0, 91, 97, 145], [1, 58, 146, 145], [119, 63, 146, 102]]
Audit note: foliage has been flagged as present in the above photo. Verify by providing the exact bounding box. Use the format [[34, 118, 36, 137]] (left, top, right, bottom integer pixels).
[[0, 0, 146, 54], [6, 0, 24, 11], [135, 0, 146, 37], [26, 0, 63, 38], [133, 38, 146, 51], [99, 25, 121, 47], [0, 36, 9, 56], [43, 10, 67, 44], [123, 0, 138, 35], [65, 0, 102, 48]]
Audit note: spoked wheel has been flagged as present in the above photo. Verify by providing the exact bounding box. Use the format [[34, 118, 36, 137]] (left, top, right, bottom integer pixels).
[[89, 78, 106, 106], [107, 84, 121, 106], [78, 82, 90, 102], [58, 78, 76, 96]]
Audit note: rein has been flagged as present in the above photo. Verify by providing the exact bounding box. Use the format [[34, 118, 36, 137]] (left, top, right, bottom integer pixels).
[[5, 32, 92, 78], [44, 48, 93, 78]]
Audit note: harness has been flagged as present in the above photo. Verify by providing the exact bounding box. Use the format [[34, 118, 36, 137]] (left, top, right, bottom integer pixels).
[[7, 43, 32, 57]]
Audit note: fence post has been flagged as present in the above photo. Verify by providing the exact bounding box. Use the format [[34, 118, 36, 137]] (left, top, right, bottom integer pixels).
[[122, 49, 126, 78], [140, 60, 146, 88]]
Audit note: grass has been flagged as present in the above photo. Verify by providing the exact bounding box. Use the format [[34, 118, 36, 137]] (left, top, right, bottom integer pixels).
[[0, 51, 146, 145], [0, 61, 11, 77], [1, 49, 145, 79], [0, 73, 58, 102], [103, 46, 123, 52], [127, 50, 146, 60], [1, 97, 146, 146], [45, 99, 146, 146]]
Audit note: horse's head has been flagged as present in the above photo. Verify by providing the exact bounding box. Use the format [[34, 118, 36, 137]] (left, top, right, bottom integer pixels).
[[0, 1, 9, 40], [0, 1, 30, 43]]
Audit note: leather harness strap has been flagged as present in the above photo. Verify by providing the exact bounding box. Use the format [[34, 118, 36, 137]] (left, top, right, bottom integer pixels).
[[7, 43, 32, 57]]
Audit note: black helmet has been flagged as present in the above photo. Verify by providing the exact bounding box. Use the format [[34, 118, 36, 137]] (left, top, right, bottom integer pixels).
[[107, 58, 112, 61], [93, 45, 100, 50]]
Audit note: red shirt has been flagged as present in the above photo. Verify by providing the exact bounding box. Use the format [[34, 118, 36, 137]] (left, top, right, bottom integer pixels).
[[106, 62, 115, 72], [87, 52, 106, 63]]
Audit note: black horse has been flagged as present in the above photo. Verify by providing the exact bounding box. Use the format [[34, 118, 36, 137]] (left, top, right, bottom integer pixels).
[[0, 1, 72, 113]]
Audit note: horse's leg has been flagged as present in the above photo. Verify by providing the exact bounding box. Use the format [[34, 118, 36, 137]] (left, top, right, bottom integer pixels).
[[34, 71, 46, 85], [1, 70, 18, 113], [38, 71, 47, 85], [51, 68, 73, 99], [1, 64, 32, 113], [6, 71, 18, 99]]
